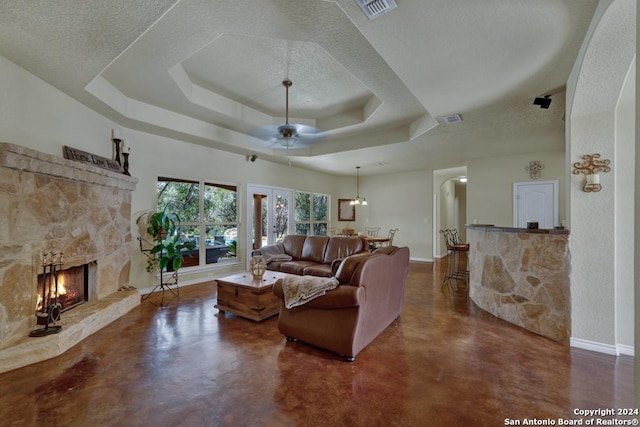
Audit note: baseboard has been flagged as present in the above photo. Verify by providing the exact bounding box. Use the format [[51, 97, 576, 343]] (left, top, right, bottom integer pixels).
[[410, 257, 433, 263], [616, 344, 635, 356], [570, 337, 635, 357]]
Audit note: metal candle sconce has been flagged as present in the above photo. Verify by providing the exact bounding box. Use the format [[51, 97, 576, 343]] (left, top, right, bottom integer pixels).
[[572, 154, 611, 192]]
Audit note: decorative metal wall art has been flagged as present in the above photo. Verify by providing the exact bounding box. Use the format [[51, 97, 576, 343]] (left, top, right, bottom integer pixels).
[[572, 153, 611, 192]]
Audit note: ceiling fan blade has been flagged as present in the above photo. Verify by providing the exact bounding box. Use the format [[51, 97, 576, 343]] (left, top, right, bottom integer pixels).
[[248, 125, 279, 141], [248, 78, 324, 151]]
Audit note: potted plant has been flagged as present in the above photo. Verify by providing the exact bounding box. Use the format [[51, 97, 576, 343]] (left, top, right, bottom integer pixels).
[[137, 210, 196, 273]]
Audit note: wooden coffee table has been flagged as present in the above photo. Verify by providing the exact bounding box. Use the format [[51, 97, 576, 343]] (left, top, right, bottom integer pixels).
[[215, 271, 294, 322]]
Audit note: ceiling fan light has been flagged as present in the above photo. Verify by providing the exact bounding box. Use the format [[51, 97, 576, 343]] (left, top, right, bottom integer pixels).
[[277, 135, 298, 147]]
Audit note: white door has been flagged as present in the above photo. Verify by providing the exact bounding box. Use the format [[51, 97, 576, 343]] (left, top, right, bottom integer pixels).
[[513, 180, 558, 229], [246, 185, 293, 263]]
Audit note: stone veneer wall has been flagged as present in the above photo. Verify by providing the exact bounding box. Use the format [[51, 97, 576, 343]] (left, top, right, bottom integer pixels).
[[467, 227, 571, 343], [0, 143, 138, 349]]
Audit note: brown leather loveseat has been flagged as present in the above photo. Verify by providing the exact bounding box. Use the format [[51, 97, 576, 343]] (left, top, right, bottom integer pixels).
[[273, 246, 410, 361], [256, 234, 370, 277]]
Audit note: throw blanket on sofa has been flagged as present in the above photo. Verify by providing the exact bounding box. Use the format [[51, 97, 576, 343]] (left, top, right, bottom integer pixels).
[[282, 276, 339, 309], [260, 243, 293, 264]]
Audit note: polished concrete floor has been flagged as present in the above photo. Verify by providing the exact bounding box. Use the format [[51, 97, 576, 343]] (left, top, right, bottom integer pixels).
[[0, 261, 633, 426]]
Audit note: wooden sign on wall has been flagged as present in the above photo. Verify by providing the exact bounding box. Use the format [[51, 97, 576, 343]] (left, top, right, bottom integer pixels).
[[63, 146, 121, 173]]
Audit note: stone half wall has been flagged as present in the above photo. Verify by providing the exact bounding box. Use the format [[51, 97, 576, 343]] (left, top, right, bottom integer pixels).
[[467, 227, 571, 343], [0, 143, 139, 350]]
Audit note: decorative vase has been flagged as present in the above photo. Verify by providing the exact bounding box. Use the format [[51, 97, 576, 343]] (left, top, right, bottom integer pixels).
[[250, 255, 266, 280]]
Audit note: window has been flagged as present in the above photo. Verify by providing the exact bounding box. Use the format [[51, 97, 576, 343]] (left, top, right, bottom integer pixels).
[[157, 177, 238, 267], [294, 191, 329, 235]]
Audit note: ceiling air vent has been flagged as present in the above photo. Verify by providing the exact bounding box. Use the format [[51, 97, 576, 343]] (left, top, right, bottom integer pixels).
[[443, 114, 463, 124], [356, 0, 397, 20]]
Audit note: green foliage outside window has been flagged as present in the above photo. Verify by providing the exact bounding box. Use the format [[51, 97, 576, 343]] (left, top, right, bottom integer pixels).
[[156, 178, 238, 267], [295, 191, 329, 236]]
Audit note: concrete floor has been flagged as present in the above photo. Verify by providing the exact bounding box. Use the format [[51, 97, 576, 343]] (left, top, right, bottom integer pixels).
[[0, 260, 633, 426]]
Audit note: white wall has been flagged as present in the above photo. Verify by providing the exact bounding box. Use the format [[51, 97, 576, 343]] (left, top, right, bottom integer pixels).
[[351, 170, 433, 261], [466, 150, 566, 227], [614, 58, 635, 348], [567, 0, 635, 353], [0, 55, 116, 159]]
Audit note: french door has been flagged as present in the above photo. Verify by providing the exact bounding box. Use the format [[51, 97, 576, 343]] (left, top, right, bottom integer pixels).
[[246, 184, 293, 264]]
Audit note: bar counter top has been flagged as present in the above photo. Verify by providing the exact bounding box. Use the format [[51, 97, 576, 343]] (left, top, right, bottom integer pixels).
[[466, 224, 569, 235]]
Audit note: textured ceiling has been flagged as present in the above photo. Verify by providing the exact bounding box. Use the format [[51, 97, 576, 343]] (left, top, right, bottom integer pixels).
[[0, 0, 599, 176]]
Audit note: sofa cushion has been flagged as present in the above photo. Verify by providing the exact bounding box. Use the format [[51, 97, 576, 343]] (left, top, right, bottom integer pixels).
[[323, 236, 367, 264], [279, 260, 318, 275], [302, 263, 333, 277], [300, 236, 330, 263], [282, 235, 308, 260], [335, 252, 376, 284], [373, 245, 397, 255]]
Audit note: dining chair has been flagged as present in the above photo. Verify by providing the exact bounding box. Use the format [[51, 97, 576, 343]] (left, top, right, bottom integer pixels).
[[365, 227, 381, 237], [385, 228, 398, 246]]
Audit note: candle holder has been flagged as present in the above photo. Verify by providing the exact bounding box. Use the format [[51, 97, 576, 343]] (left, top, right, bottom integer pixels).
[[572, 153, 611, 193], [112, 136, 122, 166], [122, 151, 130, 176]]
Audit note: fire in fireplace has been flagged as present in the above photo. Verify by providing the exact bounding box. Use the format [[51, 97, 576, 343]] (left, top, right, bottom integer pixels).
[[36, 264, 88, 314]]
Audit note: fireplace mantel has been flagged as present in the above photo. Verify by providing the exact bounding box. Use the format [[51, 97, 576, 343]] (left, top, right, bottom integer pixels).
[[0, 142, 139, 373]]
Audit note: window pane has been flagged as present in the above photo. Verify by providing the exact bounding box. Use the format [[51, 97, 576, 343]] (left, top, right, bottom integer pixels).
[[175, 225, 199, 269], [313, 194, 328, 221], [275, 195, 288, 240], [296, 223, 310, 235], [314, 223, 328, 236], [157, 178, 238, 269], [204, 225, 235, 264], [157, 179, 199, 222], [203, 183, 237, 223], [295, 192, 310, 221]]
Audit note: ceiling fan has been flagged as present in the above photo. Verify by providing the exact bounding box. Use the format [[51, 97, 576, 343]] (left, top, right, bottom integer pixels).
[[250, 79, 322, 148]]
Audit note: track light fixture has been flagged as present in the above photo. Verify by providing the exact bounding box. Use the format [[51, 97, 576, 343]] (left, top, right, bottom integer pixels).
[[533, 95, 552, 109]]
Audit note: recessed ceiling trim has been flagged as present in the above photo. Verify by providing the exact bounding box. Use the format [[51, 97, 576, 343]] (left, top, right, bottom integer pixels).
[[169, 63, 271, 127], [410, 113, 439, 140]]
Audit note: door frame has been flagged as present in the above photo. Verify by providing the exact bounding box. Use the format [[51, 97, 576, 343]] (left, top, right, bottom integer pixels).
[[513, 180, 558, 228]]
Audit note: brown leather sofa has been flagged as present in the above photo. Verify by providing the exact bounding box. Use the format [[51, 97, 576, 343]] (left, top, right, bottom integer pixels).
[[272, 246, 410, 361], [256, 234, 370, 277]]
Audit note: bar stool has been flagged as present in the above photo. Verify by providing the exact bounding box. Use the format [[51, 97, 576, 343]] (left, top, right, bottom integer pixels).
[[439, 229, 469, 292]]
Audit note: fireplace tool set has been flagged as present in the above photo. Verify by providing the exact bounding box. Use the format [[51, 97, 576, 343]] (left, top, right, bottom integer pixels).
[[29, 251, 64, 337]]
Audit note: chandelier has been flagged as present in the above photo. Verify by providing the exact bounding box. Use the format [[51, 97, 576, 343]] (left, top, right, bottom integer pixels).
[[350, 166, 368, 206]]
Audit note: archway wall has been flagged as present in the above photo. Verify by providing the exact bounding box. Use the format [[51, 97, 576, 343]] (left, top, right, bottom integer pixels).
[[566, 0, 635, 350]]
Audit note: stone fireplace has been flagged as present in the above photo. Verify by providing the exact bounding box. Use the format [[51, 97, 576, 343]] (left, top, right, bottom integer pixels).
[[0, 143, 140, 373]]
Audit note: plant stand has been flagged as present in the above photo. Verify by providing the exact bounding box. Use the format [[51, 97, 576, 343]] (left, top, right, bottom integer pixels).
[[138, 236, 180, 306]]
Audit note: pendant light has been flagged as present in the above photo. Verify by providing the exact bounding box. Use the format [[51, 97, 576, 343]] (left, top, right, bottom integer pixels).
[[350, 166, 368, 206]]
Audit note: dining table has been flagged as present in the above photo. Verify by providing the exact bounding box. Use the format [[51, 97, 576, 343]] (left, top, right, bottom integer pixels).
[[365, 236, 390, 249]]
